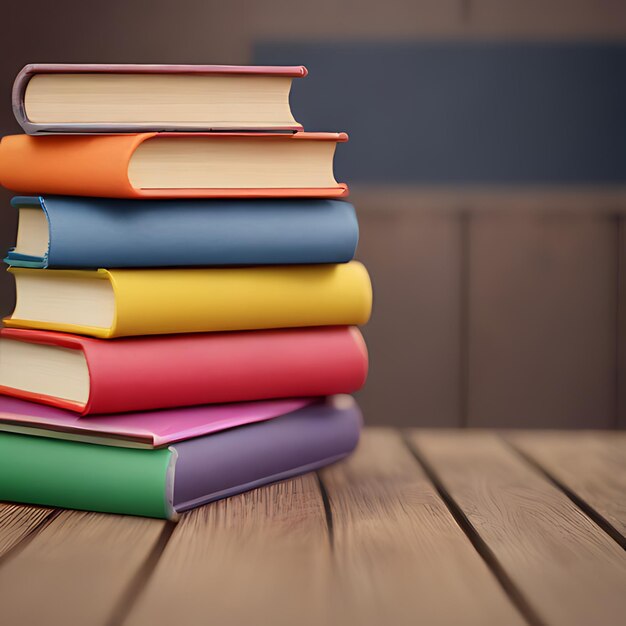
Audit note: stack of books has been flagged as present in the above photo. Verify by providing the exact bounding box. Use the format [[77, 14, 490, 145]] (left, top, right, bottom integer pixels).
[[0, 64, 372, 519]]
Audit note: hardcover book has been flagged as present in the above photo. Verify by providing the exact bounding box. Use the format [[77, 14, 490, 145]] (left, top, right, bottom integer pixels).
[[0, 132, 348, 199], [0, 395, 313, 448], [13, 64, 307, 134], [0, 327, 368, 414], [4, 262, 372, 338], [0, 395, 362, 519], [7, 195, 358, 269]]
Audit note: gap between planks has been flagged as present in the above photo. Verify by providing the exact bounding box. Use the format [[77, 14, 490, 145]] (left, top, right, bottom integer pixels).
[[315, 470, 335, 549], [402, 432, 544, 626], [0, 478, 335, 626], [406, 429, 626, 626], [3, 428, 624, 626], [124, 473, 333, 626], [124, 428, 525, 626], [319, 428, 526, 626], [0, 508, 171, 625], [105, 520, 177, 626], [0, 430, 528, 626], [504, 431, 626, 550]]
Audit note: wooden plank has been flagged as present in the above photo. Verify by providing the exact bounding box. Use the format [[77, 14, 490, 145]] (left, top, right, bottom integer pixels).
[[319, 428, 525, 626], [467, 212, 617, 428], [408, 430, 626, 626], [0, 509, 168, 626], [0, 503, 54, 558], [508, 431, 626, 544], [125, 474, 332, 626], [355, 207, 462, 426]]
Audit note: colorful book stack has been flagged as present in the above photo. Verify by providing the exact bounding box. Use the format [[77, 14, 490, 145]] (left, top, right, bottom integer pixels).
[[0, 64, 372, 519]]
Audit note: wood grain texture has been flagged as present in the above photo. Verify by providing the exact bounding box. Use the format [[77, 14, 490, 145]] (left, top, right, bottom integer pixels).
[[319, 429, 525, 626], [0, 503, 54, 558], [0, 509, 167, 626], [508, 431, 626, 541], [355, 207, 462, 426], [467, 212, 617, 428], [125, 475, 332, 626], [408, 430, 626, 626]]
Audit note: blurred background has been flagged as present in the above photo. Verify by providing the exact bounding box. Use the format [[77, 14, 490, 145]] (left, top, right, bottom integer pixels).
[[1, 0, 625, 429]]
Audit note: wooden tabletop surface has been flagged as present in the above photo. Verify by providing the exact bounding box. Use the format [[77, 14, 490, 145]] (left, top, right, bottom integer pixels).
[[0, 428, 624, 626]]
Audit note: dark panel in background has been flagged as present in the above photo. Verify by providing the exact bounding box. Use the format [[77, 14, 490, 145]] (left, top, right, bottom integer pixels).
[[256, 41, 625, 428], [255, 42, 626, 183]]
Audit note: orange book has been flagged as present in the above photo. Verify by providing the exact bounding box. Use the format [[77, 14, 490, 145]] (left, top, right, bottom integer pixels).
[[0, 132, 349, 199]]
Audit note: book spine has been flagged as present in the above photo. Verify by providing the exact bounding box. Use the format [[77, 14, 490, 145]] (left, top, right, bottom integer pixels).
[[108, 263, 372, 337], [0, 134, 147, 198], [84, 327, 368, 414], [32, 196, 358, 268], [0, 432, 175, 518], [11, 65, 31, 135], [172, 397, 362, 511]]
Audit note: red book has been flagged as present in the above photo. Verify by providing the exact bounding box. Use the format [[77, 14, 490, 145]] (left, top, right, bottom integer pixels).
[[0, 327, 368, 415]]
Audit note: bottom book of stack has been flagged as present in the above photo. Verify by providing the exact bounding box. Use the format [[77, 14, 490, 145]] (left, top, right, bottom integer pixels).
[[0, 395, 361, 519]]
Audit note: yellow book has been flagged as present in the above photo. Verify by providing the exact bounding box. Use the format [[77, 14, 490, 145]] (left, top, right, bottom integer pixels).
[[5, 262, 372, 339]]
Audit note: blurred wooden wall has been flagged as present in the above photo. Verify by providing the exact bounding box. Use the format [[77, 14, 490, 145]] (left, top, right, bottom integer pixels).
[[353, 189, 626, 429], [1, 0, 625, 428]]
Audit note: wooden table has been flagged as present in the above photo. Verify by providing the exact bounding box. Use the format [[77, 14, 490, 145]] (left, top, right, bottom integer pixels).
[[0, 429, 624, 626]]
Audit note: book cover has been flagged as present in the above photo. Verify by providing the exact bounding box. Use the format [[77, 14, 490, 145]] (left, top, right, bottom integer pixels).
[[5, 263, 372, 338], [0, 132, 349, 199], [0, 327, 368, 414], [6, 195, 358, 268], [13, 63, 307, 134], [0, 395, 314, 448], [0, 396, 362, 519]]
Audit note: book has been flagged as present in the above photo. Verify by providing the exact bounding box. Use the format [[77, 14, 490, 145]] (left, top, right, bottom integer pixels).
[[4, 263, 372, 338], [13, 64, 307, 134], [0, 132, 348, 199], [0, 395, 362, 519], [0, 327, 368, 414], [7, 195, 358, 269], [0, 395, 313, 448]]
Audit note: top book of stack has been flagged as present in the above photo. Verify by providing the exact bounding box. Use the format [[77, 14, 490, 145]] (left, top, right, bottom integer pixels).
[[13, 64, 308, 134]]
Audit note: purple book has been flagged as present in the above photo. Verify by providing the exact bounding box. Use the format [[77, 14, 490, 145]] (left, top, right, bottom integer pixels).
[[13, 63, 307, 134], [0, 395, 362, 519]]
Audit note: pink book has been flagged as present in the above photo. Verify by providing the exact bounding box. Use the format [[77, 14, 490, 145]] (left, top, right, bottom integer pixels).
[[0, 395, 313, 448]]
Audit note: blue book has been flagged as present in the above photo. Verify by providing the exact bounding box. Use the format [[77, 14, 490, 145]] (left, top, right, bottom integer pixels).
[[6, 196, 358, 269]]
